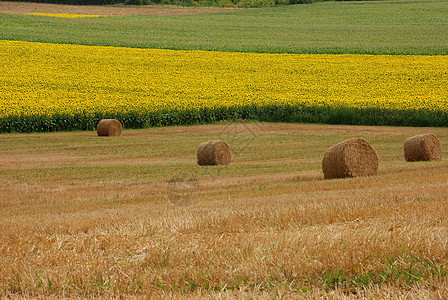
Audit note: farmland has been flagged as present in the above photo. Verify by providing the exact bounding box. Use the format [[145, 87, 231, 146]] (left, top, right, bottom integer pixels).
[[1, 0, 447, 55], [2, 123, 448, 298], [1, 40, 448, 132], [1, 0, 448, 298]]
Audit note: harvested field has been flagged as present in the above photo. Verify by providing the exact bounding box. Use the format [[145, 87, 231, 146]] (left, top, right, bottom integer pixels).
[[0, 1, 237, 16], [1, 122, 448, 297]]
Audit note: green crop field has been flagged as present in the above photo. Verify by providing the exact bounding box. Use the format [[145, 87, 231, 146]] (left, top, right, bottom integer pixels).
[[1, 0, 448, 55]]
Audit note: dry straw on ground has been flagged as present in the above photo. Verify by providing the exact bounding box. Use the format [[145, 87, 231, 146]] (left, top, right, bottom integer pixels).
[[96, 119, 122, 137], [404, 133, 442, 162], [0, 2, 235, 16], [197, 140, 231, 166], [322, 137, 379, 179], [3, 124, 448, 297]]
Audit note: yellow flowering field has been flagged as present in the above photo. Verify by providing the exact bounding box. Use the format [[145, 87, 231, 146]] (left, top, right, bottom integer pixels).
[[0, 40, 447, 131], [26, 13, 108, 18]]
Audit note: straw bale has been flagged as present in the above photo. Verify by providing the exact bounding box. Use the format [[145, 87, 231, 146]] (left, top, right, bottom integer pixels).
[[322, 137, 379, 179], [96, 119, 122, 137], [404, 133, 442, 162], [197, 140, 231, 166]]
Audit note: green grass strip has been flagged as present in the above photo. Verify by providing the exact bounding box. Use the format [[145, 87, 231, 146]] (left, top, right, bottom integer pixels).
[[1, 1, 447, 55]]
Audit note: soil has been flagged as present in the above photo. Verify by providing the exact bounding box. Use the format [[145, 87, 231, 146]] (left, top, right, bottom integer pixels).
[[0, 1, 238, 16]]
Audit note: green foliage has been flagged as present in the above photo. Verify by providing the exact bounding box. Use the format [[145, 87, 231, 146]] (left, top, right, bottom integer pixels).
[[236, 0, 274, 8], [125, 0, 151, 4], [2, 105, 448, 134], [289, 0, 312, 4], [321, 254, 447, 291]]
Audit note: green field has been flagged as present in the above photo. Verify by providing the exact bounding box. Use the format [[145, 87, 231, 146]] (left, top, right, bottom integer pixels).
[[1, 0, 448, 55]]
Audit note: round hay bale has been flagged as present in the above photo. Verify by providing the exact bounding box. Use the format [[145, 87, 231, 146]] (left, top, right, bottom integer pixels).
[[96, 119, 122, 137], [322, 137, 379, 180], [404, 133, 442, 162], [197, 140, 231, 166]]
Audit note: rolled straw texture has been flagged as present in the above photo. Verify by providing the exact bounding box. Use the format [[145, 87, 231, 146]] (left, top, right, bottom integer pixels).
[[404, 133, 442, 162], [97, 119, 122, 137], [197, 140, 231, 166], [322, 137, 379, 179]]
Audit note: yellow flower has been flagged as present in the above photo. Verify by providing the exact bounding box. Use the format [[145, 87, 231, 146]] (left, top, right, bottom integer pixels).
[[1, 40, 447, 118], [26, 13, 108, 18]]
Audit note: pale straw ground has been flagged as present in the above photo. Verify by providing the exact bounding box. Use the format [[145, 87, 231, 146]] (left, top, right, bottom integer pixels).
[[1, 122, 448, 298], [0, 1, 237, 16]]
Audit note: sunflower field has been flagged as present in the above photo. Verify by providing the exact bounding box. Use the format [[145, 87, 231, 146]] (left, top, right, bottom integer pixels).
[[26, 13, 108, 18], [1, 40, 447, 133]]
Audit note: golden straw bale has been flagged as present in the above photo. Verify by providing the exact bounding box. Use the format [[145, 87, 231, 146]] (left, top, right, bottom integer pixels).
[[404, 133, 442, 162], [322, 138, 379, 179], [96, 119, 122, 137], [197, 140, 231, 166]]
